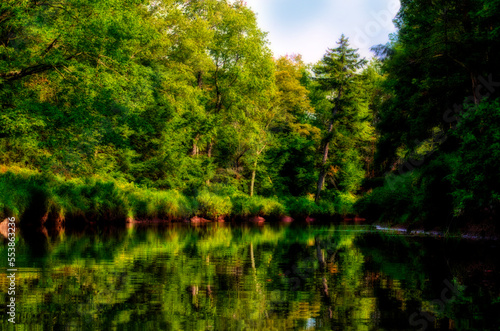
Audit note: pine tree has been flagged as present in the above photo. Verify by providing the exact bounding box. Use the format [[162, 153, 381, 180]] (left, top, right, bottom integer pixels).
[[313, 35, 367, 202]]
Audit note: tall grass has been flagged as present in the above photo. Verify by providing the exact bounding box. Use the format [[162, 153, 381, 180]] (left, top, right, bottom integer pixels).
[[0, 169, 197, 223], [0, 170, 43, 219], [231, 195, 285, 218], [281, 197, 337, 217], [195, 190, 232, 220], [0, 166, 357, 225]]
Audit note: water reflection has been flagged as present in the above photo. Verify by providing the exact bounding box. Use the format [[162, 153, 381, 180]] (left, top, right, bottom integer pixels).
[[1, 223, 499, 330]]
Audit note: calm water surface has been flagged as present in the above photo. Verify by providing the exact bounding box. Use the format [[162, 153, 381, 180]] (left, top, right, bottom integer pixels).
[[1, 223, 499, 330]]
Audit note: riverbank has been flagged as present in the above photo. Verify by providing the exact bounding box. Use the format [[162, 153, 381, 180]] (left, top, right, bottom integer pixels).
[[0, 167, 355, 229], [355, 171, 499, 239], [372, 222, 499, 241], [3, 167, 498, 242]]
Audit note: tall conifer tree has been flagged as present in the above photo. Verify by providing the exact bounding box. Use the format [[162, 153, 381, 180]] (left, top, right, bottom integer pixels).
[[314, 35, 367, 202]]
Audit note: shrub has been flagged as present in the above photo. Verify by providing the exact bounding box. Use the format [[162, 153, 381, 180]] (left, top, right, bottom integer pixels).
[[282, 197, 321, 217], [354, 171, 416, 223], [196, 190, 232, 220], [231, 195, 285, 217]]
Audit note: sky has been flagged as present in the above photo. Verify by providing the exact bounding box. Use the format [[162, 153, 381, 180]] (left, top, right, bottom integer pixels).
[[245, 0, 400, 64]]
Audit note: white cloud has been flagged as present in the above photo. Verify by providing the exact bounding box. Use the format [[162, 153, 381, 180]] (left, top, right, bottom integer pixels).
[[246, 0, 400, 64]]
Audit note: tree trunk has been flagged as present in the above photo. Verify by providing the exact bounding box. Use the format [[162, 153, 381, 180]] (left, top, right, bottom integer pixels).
[[315, 82, 341, 203], [250, 242, 261, 294], [315, 237, 326, 270], [250, 145, 266, 197], [315, 119, 334, 202], [205, 139, 213, 186], [192, 135, 199, 156], [207, 139, 213, 158], [250, 242, 256, 270], [197, 71, 203, 89], [250, 159, 257, 197]]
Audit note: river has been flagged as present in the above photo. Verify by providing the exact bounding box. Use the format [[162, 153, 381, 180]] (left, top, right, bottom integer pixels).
[[1, 222, 499, 330]]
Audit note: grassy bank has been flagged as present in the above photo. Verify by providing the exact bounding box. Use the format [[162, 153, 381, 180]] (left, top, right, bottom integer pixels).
[[0, 167, 353, 226]]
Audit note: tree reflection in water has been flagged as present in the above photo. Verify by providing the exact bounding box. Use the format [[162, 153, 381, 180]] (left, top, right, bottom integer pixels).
[[1, 223, 499, 330]]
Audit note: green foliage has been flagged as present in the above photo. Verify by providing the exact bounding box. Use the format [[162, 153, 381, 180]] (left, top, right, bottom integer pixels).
[[127, 187, 195, 220], [0, 169, 42, 218], [56, 178, 130, 221], [355, 152, 456, 227], [375, 0, 500, 170], [332, 192, 357, 215], [0, 0, 272, 185], [363, 0, 500, 230], [281, 196, 335, 217], [0, 1, 385, 222], [355, 172, 418, 224], [5, 0, 497, 229], [195, 190, 232, 220], [312, 35, 376, 201], [231, 195, 285, 217], [0, 170, 199, 222], [449, 98, 500, 216]]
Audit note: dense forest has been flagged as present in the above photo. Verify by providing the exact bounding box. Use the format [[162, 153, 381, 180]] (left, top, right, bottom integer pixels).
[[1, 0, 499, 233]]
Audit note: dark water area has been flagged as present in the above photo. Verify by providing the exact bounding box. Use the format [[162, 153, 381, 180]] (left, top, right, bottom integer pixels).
[[1, 223, 499, 330]]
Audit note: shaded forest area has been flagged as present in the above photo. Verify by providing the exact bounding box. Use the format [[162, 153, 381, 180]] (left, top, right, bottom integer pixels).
[[1, 0, 499, 233]]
